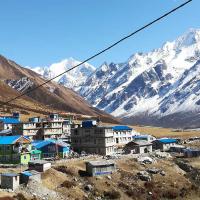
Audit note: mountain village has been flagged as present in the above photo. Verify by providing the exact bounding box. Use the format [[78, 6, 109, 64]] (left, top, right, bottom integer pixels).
[[0, 111, 200, 199], [0, 0, 199, 199]]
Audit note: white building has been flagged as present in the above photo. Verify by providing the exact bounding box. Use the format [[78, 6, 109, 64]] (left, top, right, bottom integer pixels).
[[133, 134, 156, 143], [152, 138, 178, 151], [112, 125, 136, 153], [12, 114, 71, 140]]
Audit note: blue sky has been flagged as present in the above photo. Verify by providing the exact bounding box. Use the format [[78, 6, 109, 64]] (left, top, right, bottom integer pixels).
[[0, 0, 198, 68]]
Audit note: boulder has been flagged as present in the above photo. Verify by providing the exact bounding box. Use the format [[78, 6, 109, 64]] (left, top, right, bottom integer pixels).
[[147, 168, 160, 174], [84, 184, 93, 192], [137, 171, 151, 182]]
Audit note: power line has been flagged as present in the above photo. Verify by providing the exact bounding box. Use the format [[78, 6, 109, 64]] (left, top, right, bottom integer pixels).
[[1, 0, 192, 107]]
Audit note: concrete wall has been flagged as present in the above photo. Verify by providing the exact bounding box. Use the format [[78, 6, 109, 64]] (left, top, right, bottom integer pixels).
[[138, 145, 152, 154], [1, 175, 19, 190], [71, 127, 114, 155], [86, 164, 115, 176]]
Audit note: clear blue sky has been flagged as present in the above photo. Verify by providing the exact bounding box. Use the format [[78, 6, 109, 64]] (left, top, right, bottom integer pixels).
[[0, 0, 199, 68]]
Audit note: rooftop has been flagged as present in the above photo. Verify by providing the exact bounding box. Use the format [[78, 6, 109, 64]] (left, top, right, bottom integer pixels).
[[0, 129, 12, 135], [86, 160, 115, 167], [0, 117, 20, 124], [113, 125, 132, 131], [0, 136, 29, 145], [133, 135, 149, 139], [29, 160, 51, 164], [130, 141, 152, 146], [21, 170, 40, 176], [32, 139, 70, 149], [1, 173, 19, 177], [158, 138, 177, 144]]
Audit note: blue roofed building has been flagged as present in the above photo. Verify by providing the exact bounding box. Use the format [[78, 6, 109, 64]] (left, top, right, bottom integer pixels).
[[112, 125, 138, 153], [32, 139, 70, 159], [0, 117, 20, 131], [0, 135, 32, 164], [133, 134, 156, 142], [152, 138, 178, 151]]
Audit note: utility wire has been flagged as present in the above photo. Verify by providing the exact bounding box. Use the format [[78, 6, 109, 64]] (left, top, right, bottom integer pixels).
[[1, 0, 192, 107]]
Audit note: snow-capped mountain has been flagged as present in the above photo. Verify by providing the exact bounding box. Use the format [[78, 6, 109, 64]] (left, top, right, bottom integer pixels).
[[78, 28, 200, 128], [28, 58, 95, 88]]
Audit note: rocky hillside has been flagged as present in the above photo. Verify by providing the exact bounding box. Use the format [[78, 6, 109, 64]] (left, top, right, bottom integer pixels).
[[78, 29, 200, 128], [0, 55, 119, 123]]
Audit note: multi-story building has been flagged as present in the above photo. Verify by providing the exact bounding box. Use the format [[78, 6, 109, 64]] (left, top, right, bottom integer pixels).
[[41, 114, 63, 139], [13, 114, 72, 140], [112, 125, 135, 153], [0, 135, 34, 164], [0, 113, 20, 131], [12, 117, 42, 140], [60, 119, 71, 143], [71, 121, 114, 155]]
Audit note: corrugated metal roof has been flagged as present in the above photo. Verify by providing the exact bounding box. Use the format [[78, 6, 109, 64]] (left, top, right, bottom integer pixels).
[[0, 117, 20, 124], [113, 125, 132, 131], [133, 135, 149, 139], [132, 141, 152, 146], [0, 135, 21, 145], [1, 173, 19, 177], [21, 170, 40, 176], [158, 138, 177, 144], [0, 129, 12, 135], [87, 160, 115, 167], [32, 139, 69, 149]]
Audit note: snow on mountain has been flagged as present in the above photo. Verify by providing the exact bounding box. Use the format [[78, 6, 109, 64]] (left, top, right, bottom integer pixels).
[[78, 28, 200, 127], [5, 77, 34, 93], [28, 58, 95, 88]]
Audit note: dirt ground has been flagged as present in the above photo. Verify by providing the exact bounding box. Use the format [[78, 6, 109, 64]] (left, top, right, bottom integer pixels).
[[0, 156, 200, 200], [33, 157, 200, 199]]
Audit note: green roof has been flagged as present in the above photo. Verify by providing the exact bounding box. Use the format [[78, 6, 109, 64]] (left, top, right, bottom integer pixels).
[[30, 149, 41, 154]]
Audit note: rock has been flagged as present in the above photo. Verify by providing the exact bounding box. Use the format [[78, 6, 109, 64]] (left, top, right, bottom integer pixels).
[[176, 161, 193, 172], [137, 171, 151, 182], [96, 176, 103, 180], [84, 184, 93, 191], [147, 168, 160, 174], [107, 175, 112, 180], [138, 157, 153, 164], [74, 177, 78, 182], [160, 170, 166, 176], [32, 193, 37, 197], [149, 192, 152, 195], [84, 194, 88, 198]]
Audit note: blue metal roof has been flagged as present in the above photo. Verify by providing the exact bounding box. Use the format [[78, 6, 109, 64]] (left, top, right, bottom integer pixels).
[[0, 117, 20, 124], [0, 135, 22, 145], [113, 125, 132, 131], [21, 171, 33, 176], [32, 139, 69, 149], [158, 138, 177, 144]]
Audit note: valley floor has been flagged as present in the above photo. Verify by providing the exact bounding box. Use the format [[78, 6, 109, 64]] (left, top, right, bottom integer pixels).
[[133, 125, 200, 139]]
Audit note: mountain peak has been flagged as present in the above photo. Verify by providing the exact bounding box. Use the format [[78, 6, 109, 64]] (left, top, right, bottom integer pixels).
[[29, 58, 95, 88], [174, 28, 200, 49]]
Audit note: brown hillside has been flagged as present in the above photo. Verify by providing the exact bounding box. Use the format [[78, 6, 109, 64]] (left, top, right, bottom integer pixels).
[[0, 55, 119, 123]]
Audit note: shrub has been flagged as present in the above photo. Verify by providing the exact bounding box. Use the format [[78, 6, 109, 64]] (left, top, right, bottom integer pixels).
[[162, 189, 179, 199], [61, 180, 77, 188], [14, 193, 28, 200], [54, 165, 75, 176], [104, 190, 121, 199]]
